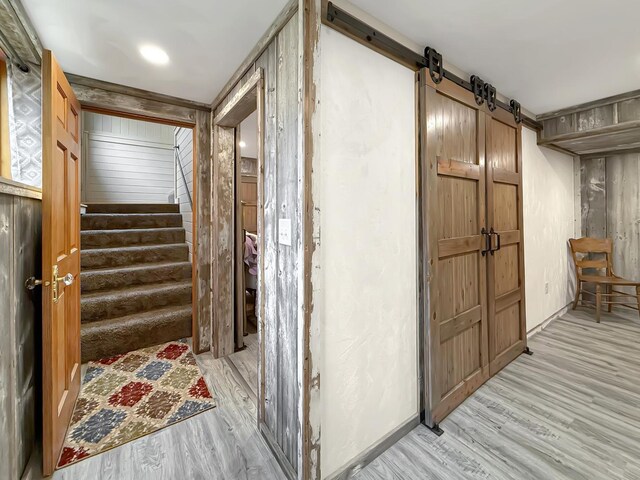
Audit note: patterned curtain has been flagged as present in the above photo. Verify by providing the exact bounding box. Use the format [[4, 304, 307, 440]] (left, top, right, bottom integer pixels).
[[7, 62, 42, 187]]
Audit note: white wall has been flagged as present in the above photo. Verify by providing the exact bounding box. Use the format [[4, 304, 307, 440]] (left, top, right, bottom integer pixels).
[[319, 26, 418, 478], [175, 127, 193, 260], [522, 127, 577, 332], [82, 112, 175, 203]]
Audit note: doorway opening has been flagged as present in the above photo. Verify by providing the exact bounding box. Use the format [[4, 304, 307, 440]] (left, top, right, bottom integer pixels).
[[211, 69, 265, 424], [226, 110, 259, 401], [78, 109, 198, 362]]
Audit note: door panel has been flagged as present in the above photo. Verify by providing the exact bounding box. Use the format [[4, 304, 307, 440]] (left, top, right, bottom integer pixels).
[[42, 50, 82, 476], [486, 114, 527, 376], [422, 72, 489, 424]]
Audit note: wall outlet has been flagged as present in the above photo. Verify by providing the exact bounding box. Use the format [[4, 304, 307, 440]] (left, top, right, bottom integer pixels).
[[545, 282, 549, 294], [279, 218, 292, 246]]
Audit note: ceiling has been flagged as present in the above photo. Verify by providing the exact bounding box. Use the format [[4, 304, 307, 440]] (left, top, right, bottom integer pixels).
[[21, 0, 289, 104], [349, 0, 640, 114], [20, 0, 640, 113]]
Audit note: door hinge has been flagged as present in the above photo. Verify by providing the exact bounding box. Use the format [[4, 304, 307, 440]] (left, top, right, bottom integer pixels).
[[424, 47, 443, 84], [510, 99, 522, 124], [471, 75, 485, 106]]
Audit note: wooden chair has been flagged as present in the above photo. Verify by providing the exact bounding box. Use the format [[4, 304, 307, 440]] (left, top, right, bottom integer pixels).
[[569, 237, 640, 322]]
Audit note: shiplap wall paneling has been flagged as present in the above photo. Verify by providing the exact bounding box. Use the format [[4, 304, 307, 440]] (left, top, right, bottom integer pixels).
[[213, 11, 301, 478], [82, 112, 175, 203], [175, 127, 194, 260], [0, 186, 41, 480]]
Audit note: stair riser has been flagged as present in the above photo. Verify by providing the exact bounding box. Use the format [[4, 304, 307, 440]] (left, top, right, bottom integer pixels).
[[82, 284, 192, 323], [81, 263, 192, 293], [81, 214, 182, 230], [81, 310, 192, 362], [86, 203, 180, 214], [81, 245, 188, 269], [81, 228, 185, 249]]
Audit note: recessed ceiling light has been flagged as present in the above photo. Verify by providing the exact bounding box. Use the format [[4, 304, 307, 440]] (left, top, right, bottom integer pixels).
[[239, 141, 247, 148], [139, 45, 169, 65]]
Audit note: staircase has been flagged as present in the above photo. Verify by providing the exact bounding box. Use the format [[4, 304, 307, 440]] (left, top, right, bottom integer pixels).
[[80, 203, 192, 362]]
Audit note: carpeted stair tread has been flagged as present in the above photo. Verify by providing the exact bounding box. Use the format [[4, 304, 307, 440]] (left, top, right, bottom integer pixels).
[[81, 261, 192, 293], [81, 243, 188, 270], [81, 213, 183, 230], [80, 305, 192, 362], [85, 203, 180, 214], [81, 280, 192, 323], [81, 227, 186, 249]]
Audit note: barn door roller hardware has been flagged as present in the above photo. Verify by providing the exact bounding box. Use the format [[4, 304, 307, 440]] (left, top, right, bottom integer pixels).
[[324, 2, 541, 130]]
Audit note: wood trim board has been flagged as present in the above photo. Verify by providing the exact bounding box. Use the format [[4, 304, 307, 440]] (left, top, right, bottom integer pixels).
[[211, 0, 299, 111]]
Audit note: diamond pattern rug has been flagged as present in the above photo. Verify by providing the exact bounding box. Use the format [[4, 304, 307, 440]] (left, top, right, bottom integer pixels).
[[57, 340, 216, 469]]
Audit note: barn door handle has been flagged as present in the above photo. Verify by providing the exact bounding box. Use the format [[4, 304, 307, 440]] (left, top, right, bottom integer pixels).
[[481, 228, 491, 256], [489, 228, 501, 255]]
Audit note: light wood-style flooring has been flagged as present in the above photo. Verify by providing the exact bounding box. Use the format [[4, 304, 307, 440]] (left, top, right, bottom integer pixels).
[[354, 308, 640, 480], [28, 308, 639, 479], [28, 334, 282, 480]]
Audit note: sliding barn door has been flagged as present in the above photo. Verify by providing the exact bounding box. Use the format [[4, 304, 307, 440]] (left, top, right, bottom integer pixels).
[[421, 71, 489, 424], [486, 112, 527, 375]]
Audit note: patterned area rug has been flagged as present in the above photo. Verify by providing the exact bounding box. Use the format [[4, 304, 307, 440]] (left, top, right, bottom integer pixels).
[[57, 340, 216, 469]]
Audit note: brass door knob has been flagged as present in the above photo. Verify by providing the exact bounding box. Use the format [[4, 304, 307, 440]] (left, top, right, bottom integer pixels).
[[25, 277, 43, 290]]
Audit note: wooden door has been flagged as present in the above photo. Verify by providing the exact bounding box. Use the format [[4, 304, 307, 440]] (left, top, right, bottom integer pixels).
[[421, 71, 490, 424], [42, 50, 82, 476], [241, 174, 258, 233], [485, 111, 527, 375]]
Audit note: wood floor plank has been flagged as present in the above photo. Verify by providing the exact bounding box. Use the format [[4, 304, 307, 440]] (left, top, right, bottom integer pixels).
[[353, 308, 640, 480], [37, 338, 283, 480]]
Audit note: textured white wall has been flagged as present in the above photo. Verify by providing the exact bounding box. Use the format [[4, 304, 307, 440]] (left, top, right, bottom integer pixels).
[[319, 26, 418, 478], [522, 127, 576, 332]]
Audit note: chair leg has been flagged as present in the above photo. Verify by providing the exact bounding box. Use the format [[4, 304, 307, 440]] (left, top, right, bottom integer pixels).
[[607, 284, 613, 313], [595, 285, 601, 323], [572, 281, 581, 310]]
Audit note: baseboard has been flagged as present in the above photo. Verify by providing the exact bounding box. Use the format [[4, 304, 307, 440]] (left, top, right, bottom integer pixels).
[[325, 414, 420, 480], [527, 303, 571, 339], [259, 422, 297, 480]]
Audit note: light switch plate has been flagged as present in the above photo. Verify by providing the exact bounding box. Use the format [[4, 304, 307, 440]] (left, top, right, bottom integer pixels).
[[279, 219, 292, 246]]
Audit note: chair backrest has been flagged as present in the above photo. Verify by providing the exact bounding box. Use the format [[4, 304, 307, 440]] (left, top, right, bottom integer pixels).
[[569, 237, 613, 278]]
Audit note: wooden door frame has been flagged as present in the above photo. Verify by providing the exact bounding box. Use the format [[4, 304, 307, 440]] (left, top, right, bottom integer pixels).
[[211, 68, 265, 414], [76, 105, 201, 350]]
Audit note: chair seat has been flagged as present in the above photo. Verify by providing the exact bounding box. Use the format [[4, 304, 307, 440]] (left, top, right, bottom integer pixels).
[[580, 275, 640, 286]]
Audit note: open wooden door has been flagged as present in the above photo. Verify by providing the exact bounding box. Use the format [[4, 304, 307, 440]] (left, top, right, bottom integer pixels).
[[41, 50, 82, 476], [485, 111, 527, 375], [421, 71, 490, 425]]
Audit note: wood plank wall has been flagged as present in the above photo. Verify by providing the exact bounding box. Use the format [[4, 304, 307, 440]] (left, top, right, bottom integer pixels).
[[543, 89, 640, 292], [212, 12, 301, 476], [538, 89, 640, 156], [581, 154, 640, 291], [0, 183, 42, 480]]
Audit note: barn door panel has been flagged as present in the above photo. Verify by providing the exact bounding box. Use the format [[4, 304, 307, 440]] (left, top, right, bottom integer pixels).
[[486, 112, 527, 376], [422, 72, 489, 424]]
